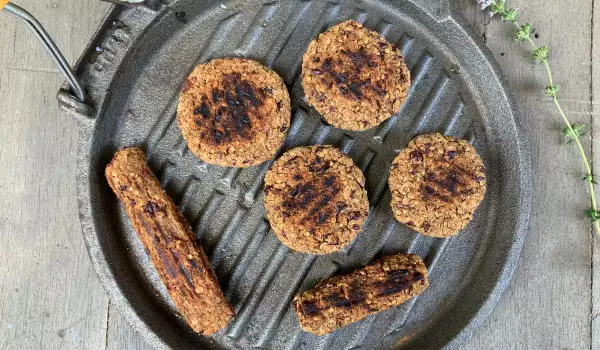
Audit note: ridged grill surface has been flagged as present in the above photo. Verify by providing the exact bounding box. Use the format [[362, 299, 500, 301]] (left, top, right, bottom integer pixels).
[[87, 0, 522, 349]]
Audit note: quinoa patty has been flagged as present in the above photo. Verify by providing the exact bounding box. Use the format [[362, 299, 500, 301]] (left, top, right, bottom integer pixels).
[[264, 145, 369, 254], [293, 253, 429, 335], [105, 148, 234, 334], [389, 133, 486, 237], [177, 58, 291, 167], [301, 20, 410, 131]]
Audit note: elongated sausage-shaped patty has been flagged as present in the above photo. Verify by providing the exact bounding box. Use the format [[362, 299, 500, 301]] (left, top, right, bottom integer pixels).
[[105, 147, 234, 335], [292, 253, 428, 335]]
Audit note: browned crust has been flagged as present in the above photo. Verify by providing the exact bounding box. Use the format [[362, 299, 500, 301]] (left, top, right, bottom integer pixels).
[[292, 253, 429, 335], [105, 147, 234, 334], [389, 133, 487, 237], [177, 58, 291, 167], [264, 145, 369, 254], [301, 20, 411, 131]]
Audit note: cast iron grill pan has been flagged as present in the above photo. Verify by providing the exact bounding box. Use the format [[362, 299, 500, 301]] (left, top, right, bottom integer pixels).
[[63, 0, 532, 349]]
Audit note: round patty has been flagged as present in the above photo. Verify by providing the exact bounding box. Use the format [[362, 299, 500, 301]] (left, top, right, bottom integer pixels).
[[389, 133, 486, 237], [301, 20, 411, 131], [177, 58, 291, 167], [264, 145, 369, 254]]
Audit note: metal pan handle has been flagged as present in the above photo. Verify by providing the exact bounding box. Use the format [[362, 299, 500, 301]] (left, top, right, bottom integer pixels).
[[1, 2, 86, 102]]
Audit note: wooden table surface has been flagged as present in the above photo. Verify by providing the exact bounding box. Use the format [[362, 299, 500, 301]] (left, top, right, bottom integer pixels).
[[0, 0, 596, 349]]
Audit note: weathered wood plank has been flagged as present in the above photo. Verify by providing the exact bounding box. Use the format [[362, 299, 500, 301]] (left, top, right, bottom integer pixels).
[[459, 0, 593, 349], [0, 1, 111, 349], [591, 0, 600, 348], [6, 0, 110, 71], [0, 70, 109, 349]]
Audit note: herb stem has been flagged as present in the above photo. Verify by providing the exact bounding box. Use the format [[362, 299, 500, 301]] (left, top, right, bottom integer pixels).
[[510, 18, 600, 234], [543, 60, 553, 86], [553, 97, 600, 233]]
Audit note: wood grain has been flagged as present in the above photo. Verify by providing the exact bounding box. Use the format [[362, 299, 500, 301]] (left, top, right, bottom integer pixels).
[[592, 0, 600, 348], [0, 0, 598, 349], [459, 0, 594, 349], [0, 1, 111, 349]]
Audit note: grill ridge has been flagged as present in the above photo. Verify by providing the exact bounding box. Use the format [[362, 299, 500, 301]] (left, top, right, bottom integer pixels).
[[192, 190, 225, 233], [227, 244, 289, 339], [264, 1, 315, 69], [444, 99, 466, 135], [146, 102, 178, 155], [176, 175, 202, 214], [209, 207, 248, 269], [253, 255, 317, 346], [222, 220, 270, 293], [235, 2, 281, 57]]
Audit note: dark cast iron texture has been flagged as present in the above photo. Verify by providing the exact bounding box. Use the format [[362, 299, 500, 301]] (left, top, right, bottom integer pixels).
[[56, 0, 532, 349]]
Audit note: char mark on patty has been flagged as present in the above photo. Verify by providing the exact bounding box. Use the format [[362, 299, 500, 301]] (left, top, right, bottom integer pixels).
[[193, 73, 269, 145], [279, 162, 342, 227], [375, 269, 425, 296], [297, 284, 367, 315], [420, 163, 480, 202], [316, 47, 388, 102]]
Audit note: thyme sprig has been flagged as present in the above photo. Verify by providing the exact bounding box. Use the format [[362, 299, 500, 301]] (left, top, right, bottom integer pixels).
[[476, 0, 600, 233]]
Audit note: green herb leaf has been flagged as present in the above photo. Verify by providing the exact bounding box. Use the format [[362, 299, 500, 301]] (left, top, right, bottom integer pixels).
[[587, 209, 600, 223], [563, 124, 588, 144], [584, 174, 598, 185], [503, 8, 519, 22], [515, 23, 532, 42], [490, 0, 506, 15], [544, 85, 561, 98], [532, 46, 550, 62]]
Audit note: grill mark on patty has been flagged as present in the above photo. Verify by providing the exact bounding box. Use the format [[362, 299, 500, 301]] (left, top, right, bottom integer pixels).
[[308, 156, 331, 174], [193, 73, 268, 145], [137, 212, 178, 279], [281, 173, 340, 227], [342, 49, 377, 69], [297, 284, 367, 315], [420, 162, 483, 203], [143, 200, 161, 217], [374, 269, 425, 296], [317, 48, 389, 102], [277, 154, 348, 227]]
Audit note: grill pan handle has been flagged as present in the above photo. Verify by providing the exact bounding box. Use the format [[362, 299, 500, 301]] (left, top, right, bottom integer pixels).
[[1, 1, 86, 102]]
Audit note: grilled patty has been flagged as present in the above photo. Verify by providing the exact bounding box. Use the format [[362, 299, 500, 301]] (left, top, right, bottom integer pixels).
[[293, 253, 429, 335], [177, 58, 291, 167], [389, 133, 487, 237], [263, 145, 369, 254], [301, 20, 411, 131], [105, 147, 234, 334]]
